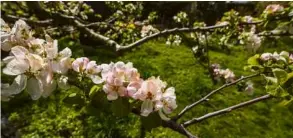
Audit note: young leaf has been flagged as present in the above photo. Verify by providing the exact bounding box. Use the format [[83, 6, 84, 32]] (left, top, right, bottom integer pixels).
[[140, 112, 162, 131], [247, 54, 260, 65], [89, 85, 101, 99], [273, 68, 288, 84], [111, 98, 131, 117], [63, 93, 85, 106]]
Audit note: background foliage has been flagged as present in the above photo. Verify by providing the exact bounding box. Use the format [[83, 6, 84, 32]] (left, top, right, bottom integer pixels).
[[1, 1, 293, 138]]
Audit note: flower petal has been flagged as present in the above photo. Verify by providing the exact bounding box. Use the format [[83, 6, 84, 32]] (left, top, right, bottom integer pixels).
[[3, 58, 29, 75], [27, 77, 43, 100], [90, 75, 104, 84], [27, 54, 44, 72], [140, 99, 153, 116], [59, 47, 72, 58], [107, 91, 118, 100], [163, 87, 176, 99], [11, 46, 29, 59], [42, 80, 57, 98], [158, 109, 170, 121]]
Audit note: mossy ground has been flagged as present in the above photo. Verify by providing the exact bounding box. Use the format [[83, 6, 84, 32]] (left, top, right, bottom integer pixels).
[[2, 37, 293, 138]]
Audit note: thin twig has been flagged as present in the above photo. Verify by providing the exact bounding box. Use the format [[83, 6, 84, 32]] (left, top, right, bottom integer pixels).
[[174, 73, 260, 120], [182, 94, 272, 127]]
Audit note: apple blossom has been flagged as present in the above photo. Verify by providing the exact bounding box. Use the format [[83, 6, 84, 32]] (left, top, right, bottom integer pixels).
[[72, 57, 104, 84], [155, 87, 177, 120], [260, 51, 289, 63], [132, 77, 165, 116], [51, 47, 72, 74], [264, 4, 284, 14], [244, 81, 254, 95], [72, 57, 90, 73], [102, 62, 141, 100], [85, 61, 103, 84], [213, 67, 235, 83], [1, 75, 27, 101], [260, 53, 272, 61], [140, 25, 158, 37]]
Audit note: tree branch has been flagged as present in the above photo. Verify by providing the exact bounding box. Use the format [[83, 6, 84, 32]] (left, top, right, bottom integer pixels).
[[182, 94, 272, 127], [131, 108, 197, 138], [174, 73, 260, 120], [13, 2, 269, 52], [2, 14, 53, 26]]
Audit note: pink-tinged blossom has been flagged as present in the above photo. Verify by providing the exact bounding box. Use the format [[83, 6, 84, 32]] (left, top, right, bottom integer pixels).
[[141, 25, 158, 37], [264, 4, 284, 14], [156, 87, 177, 116], [102, 62, 141, 100], [260, 51, 289, 63], [222, 69, 235, 82], [133, 77, 163, 102], [127, 80, 143, 97], [213, 68, 235, 83], [72, 57, 90, 73], [85, 61, 103, 84], [133, 77, 165, 116], [51, 47, 72, 74], [260, 53, 272, 61]]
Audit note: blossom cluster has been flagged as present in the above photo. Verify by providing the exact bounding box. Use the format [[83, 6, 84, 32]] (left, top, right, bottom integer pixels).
[[166, 35, 182, 46], [96, 61, 177, 119], [1, 19, 177, 120], [173, 11, 189, 26], [260, 51, 291, 63], [140, 25, 159, 37], [239, 25, 262, 53], [1, 19, 72, 100], [211, 64, 236, 83]]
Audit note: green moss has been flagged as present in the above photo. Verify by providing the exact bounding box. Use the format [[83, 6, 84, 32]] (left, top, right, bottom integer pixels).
[[2, 38, 293, 138]]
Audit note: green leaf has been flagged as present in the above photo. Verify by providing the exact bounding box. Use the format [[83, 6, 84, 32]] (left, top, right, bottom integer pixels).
[[83, 104, 102, 116], [68, 93, 77, 97], [141, 112, 162, 131], [269, 85, 289, 97], [63, 93, 85, 106], [89, 85, 101, 99], [279, 97, 293, 106], [282, 72, 293, 95], [111, 98, 131, 117], [90, 91, 109, 110], [247, 54, 260, 65], [263, 75, 278, 84], [273, 68, 288, 84]]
